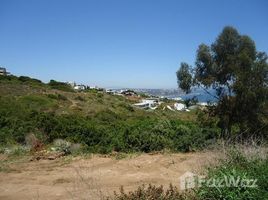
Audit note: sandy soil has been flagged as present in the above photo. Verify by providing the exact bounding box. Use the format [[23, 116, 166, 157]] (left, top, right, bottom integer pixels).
[[0, 152, 218, 200]]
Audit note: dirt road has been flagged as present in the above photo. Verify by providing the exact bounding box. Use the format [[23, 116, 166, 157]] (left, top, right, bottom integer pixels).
[[0, 152, 217, 200]]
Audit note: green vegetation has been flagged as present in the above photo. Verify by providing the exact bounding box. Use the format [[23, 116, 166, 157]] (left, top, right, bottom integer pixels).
[[175, 26, 268, 199], [48, 80, 74, 92], [177, 26, 268, 138], [0, 26, 267, 200], [198, 148, 268, 200], [0, 75, 44, 85], [0, 74, 218, 153]]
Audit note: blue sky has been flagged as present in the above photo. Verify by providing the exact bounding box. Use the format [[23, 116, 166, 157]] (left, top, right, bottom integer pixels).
[[0, 0, 267, 88]]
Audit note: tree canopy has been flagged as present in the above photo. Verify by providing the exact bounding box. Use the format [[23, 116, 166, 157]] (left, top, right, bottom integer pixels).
[[177, 26, 268, 138]]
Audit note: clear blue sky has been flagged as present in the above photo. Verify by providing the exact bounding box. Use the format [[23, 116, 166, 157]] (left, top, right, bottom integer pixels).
[[0, 0, 267, 88]]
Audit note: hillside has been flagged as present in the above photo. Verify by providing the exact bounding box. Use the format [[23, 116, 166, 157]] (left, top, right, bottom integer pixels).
[[0, 75, 217, 153], [0, 76, 139, 116]]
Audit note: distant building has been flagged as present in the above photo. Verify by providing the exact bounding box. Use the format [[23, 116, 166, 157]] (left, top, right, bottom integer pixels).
[[89, 86, 97, 89], [67, 81, 76, 88], [188, 105, 198, 110], [74, 85, 86, 90], [172, 97, 183, 101], [0, 67, 10, 76], [120, 90, 137, 96], [197, 102, 208, 106], [134, 98, 160, 110], [174, 103, 186, 111], [87, 86, 104, 91], [106, 89, 116, 94], [133, 102, 150, 109], [141, 98, 159, 107]]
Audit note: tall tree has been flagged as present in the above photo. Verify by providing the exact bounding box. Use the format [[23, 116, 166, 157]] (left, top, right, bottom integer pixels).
[[177, 26, 268, 138]]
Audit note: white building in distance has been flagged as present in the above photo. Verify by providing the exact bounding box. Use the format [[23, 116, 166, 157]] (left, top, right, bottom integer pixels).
[[0, 67, 10, 76], [174, 103, 186, 111]]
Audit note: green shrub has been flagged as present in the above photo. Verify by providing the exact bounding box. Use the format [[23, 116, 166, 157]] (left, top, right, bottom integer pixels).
[[0, 75, 19, 82], [48, 80, 73, 92], [18, 95, 57, 111], [18, 76, 43, 85], [47, 93, 67, 101], [47, 94, 58, 99], [57, 94, 68, 101], [97, 93, 104, 98], [122, 129, 170, 153], [51, 139, 72, 154]]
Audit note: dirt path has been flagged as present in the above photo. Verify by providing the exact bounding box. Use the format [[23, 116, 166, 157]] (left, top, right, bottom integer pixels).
[[0, 152, 218, 200]]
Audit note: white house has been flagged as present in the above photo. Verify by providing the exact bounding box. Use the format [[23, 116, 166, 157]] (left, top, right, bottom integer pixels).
[[106, 89, 116, 94], [89, 86, 98, 89], [67, 81, 76, 88], [188, 105, 198, 110], [172, 97, 183, 101], [133, 98, 160, 110], [142, 99, 156, 107], [174, 103, 186, 111], [197, 102, 208, 106], [74, 85, 86, 90], [0, 67, 10, 76], [133, 102, 150, 109]]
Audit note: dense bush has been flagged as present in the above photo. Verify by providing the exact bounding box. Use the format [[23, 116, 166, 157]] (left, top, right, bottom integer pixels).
[[48, 80, 73, 92], [0, 75, 44, 86], [47, 93, 68, 101], [0, 94, 219, 153], [18, 76, 43, 84], [0, 75, 221, 153]]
